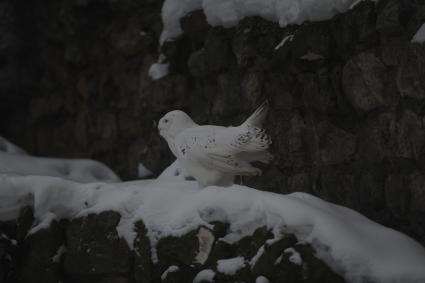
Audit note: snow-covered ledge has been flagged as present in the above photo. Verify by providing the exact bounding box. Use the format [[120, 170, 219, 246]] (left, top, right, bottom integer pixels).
[[1, 170, 425, 282]]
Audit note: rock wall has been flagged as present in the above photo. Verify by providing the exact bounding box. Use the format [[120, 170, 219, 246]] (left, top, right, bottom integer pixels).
[[0, 206, 344, 283], [1, 0, 425, 245]]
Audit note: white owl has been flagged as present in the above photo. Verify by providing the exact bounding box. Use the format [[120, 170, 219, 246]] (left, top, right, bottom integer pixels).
[[158, 101, 272, 187]]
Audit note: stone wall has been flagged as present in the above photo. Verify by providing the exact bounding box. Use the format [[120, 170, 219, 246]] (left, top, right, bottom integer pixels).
[[1, 0, 425, 245], [0, 206, 344, 283]]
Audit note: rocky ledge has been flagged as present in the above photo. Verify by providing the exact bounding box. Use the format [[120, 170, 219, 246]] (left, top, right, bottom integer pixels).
[[1, 174, 425, 283], [1, 207, 343, 283]]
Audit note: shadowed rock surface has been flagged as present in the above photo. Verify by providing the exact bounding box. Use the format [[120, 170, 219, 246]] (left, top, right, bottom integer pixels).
[[0, 209, 345, 283]]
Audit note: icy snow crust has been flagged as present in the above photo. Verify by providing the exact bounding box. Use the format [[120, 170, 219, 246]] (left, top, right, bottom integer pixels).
[[160, 0, 376, 42], [1, 172, 425, 283]]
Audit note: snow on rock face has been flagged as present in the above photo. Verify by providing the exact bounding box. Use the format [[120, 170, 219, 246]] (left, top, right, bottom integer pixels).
[[193, 269, 215, 283], [0, 136, 27, 155], [0, 151, 120, 183], [256, 275, 270, 283], [160, 0, 376, 43], [412, 23, 425, 43], [195, 227, 215, 264], [1, 173, 425, 282], [161, 265, 179, 280], [138, 163, 153, 179], [148, 62, 169, 80], [284, 247, 302, 265], [216, 256, 246, 275]]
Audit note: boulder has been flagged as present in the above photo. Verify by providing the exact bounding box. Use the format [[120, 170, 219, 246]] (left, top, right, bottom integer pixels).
[[133, 220, 153, 283], [64, 211, 131, 275], [318, 121, 356, 165], [18, 221, 65, 283], [187, 27, 234, 77], [397, 44, 425, 99], [342, 51, 393, 112], [156, 226, 215, 267]]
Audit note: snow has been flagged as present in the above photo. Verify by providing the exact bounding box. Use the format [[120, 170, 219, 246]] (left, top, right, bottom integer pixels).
[[274, 34, 293, 50], [256, 276, 270, 283], [250, 245, 265, 267], [138, 163, 153, 179], [195, 227, 215, 264], [29, 211, 57, 235], [216, 256, 246, 275], [0, 152, 120, 183], [284, 247, 302, 265], [0, 160, 425, 282], [412, 23, 425, 44], [52, 245, 67, 263], [160, 0, 376, 43], [275, 254, 283, 265], [274, 34, 294, 50], [0, 136, 27, 155], [148, 62, 169, 80], [193, 269, 215, 283], [161, 265, 179, 280]]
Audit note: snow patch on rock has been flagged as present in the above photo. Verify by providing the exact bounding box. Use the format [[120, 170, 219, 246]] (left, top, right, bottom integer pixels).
[[195, 227, 215, 264], [160, 0, 376, 43], [217, 256, 246, 275], [193, 269, 215, 282], [412, 23, 425, 44], [284, 247, 302, 265], [161, 265, 179, 280]]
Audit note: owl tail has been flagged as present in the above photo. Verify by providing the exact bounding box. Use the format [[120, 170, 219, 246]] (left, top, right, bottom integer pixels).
[[242, 100, 269, 127]]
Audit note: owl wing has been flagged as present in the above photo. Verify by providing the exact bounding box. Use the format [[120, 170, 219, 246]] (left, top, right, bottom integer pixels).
[[173, 125, 271, 176]]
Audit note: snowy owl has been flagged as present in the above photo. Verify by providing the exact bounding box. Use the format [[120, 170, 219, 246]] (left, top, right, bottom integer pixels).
[[158, 101, 272, 187]]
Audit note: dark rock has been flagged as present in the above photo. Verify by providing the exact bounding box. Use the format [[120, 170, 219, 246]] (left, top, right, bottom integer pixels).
[[64, 211, 131, 275], [157, 226, 215, 267], [397, 43, 425, 99], [236, 226, 273, 259], [207, 239, 236, 265], [318, 168, 357, 208], [358, 111, 425, 162], [376, 0, 406, 37], [251, 234, 298, 278], [380, 37, 407, 66], [18, 221, 65, 283], [187, 28, 234, 77], [291, 22, 334, 60], [300, 72, 338, 114], [16, 201, 34, 243], [211, 73, 243, 117], [385, 174, 411, 217], [98, 277, 129, 283], [331, 1, 378, 57], [133, 221, 153, 283], [161, 265, 195, 283], [318, 121, 356, 165], [342, 51, 393, 112], [294, 244, 345, 283], [232, 17, 284, 67], [0, 226, 18, 283], [180, 10, 210, 46]]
